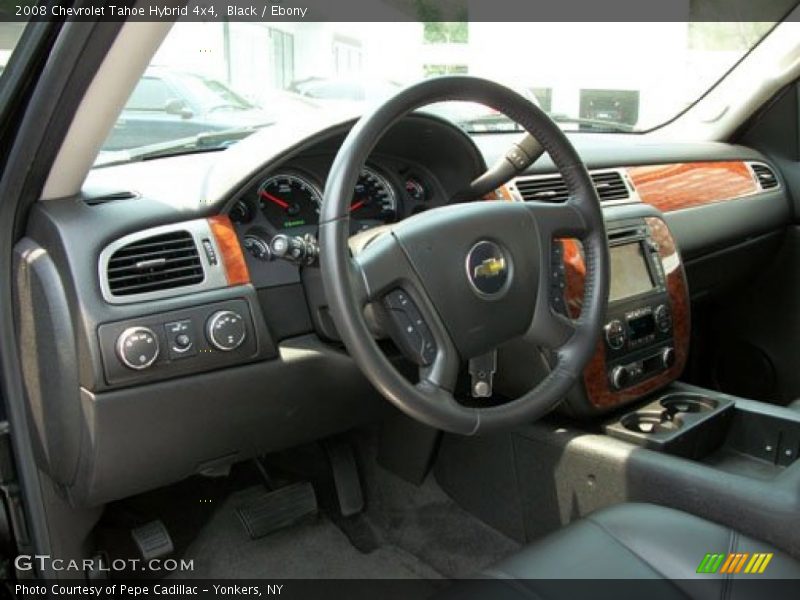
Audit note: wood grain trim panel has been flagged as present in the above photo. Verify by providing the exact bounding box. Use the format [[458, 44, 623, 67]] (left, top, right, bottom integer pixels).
[[208, 215, 250, 286], [627, 161, 757, 212], [484, 184, 515, 201], [560, 217, 690, 410]]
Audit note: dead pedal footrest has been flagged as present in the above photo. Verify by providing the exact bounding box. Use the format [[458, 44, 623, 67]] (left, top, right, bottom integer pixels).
[[236, 481, 318, 539], [131, 520, 174, 560]]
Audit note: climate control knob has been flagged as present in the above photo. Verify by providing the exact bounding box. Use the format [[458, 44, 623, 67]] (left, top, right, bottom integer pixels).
[[610, 366, 631, 390], [206, 310, 247, 351], [117, 326, 159, 370], [661, 346, 676, 369]]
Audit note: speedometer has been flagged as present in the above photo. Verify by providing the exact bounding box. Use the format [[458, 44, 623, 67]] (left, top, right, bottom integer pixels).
[[258, 173, 322, 230], [350, 167, 397, 225]]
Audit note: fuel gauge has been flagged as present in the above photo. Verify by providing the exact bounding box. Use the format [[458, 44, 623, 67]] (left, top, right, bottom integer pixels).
[[230, 200, 254, 225], [404, 178, 426, 202]]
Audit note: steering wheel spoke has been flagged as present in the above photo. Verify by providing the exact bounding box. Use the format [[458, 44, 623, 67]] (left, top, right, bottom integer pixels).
[[526, 199, 588, 241], [529, 300, 577, 350], [351, 233, 460, 392]]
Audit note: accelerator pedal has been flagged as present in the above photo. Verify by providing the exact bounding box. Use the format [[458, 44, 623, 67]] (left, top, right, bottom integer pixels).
[[131, 520, 174, 560], [324, 439, 364, 517], [236, 481, 317, 539]]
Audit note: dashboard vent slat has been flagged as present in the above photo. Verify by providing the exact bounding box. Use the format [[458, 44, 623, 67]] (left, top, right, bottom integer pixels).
[[106, 230, 204, 297], [514, 170, 631, 203], [751, 163, 779, 190]]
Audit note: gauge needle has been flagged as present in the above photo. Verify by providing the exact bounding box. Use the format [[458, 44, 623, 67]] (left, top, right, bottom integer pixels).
[[350, 199, 366, 211], [259, 190, 289, 210]]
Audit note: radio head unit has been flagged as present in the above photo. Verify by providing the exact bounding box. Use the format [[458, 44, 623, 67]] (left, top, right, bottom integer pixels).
[[601, 222, 675, 391]]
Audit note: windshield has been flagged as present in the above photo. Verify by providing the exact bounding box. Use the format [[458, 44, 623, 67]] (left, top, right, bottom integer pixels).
[[95, 20, 781, 162]]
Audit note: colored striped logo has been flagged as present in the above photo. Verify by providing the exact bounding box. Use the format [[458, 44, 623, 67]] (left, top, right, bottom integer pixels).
[[697, 552, 773, 574]]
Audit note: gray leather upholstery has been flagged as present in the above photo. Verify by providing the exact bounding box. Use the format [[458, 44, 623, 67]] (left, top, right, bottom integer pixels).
[[441, 503, 800, 598]]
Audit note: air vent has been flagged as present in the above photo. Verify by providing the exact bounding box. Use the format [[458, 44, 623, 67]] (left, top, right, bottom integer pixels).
[[590, 171, 630, 202], [751, 163, 779, 190], [514, 169, 631, 203], [106, 230, 204, 297], [515, 175, 570, 202]]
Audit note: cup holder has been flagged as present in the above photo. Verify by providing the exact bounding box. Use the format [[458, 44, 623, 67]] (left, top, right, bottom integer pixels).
[[660, 394, 718, 415], [621, 411, 682, 435]]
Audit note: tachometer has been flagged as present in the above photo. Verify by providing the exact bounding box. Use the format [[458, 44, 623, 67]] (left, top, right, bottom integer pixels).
[[258, 173, 322, 230], [350, 167, 397, 225]]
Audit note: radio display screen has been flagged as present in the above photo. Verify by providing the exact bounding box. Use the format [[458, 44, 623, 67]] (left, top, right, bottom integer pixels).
[[628, 313, 656, 339], [609, 242, 655, 302]]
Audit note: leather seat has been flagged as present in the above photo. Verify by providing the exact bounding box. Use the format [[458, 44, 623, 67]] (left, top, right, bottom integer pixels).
[[440, 503, 800, 598]]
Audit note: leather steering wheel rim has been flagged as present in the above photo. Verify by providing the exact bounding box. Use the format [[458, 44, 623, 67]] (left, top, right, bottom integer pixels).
[[319, 76, 609, 435]]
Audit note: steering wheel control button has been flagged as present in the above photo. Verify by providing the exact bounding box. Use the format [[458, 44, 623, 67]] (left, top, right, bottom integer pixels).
[[164, 319, 196, 359], [550, 243, 568, 315], [117, 327, 160, 370], [604, 319, 626, 350], [465, 241, 511, 299], [383, 290, 437, 366], [206, 310, 247, 351]]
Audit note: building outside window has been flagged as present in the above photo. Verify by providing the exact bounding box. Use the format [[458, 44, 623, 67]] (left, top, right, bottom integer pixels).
[[333, 37, 363, 75], [270, 28, 295, 89]]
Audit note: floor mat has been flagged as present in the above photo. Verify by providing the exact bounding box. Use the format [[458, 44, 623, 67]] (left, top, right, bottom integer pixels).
[[167, 486, 444, 582], [363, 468, 521, 579], [355, 432, 521, 579]]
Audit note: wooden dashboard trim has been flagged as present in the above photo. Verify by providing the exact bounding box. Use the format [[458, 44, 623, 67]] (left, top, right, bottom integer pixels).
[[627, 161, 758, 212], [560, 217, 690, 409], [208, 215, 251, 286]]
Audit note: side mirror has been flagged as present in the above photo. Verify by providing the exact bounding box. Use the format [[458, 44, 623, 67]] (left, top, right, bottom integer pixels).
[[164, 98, 193, 119]]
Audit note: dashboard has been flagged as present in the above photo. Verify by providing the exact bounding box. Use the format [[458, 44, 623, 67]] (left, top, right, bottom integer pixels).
[[17, 111, 792, 507]]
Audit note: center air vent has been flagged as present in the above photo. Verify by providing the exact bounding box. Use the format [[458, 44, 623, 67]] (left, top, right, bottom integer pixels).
[[513, 169, 631, 203], [590, 171, 630, 201], [106, 230, 204, 297], [750, 163, 779, 190], [515, 174, 569, 202]]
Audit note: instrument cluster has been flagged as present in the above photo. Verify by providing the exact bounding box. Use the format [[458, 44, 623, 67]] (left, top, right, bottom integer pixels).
[[229, 160, 434, 265]]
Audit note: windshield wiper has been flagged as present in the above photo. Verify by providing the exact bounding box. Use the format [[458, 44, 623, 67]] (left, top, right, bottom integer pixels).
[[95, 124, 271, 167]]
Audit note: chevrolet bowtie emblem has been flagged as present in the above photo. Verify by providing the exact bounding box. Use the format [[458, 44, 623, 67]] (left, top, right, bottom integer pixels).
[[466, 241, 511, 298], [473, 257, 506, 279]]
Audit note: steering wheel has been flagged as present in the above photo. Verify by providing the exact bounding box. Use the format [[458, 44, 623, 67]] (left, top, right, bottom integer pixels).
[[319, 76, 609, 435]]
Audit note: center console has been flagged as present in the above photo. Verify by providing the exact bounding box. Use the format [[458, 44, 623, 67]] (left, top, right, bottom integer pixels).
[[558, 214, 691, 415]]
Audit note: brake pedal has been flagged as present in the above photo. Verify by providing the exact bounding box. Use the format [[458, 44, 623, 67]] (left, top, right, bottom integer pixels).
[[236, 481, 317, 539], [131, 520, 173, 560]]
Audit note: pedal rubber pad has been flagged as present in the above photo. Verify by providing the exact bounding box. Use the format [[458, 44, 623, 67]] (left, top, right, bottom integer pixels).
[[324, 439, 364, 517], [236, 481, 317, 539], [131, 520, 174, 560]]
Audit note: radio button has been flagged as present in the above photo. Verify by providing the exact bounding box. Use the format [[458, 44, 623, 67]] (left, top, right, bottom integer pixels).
[[654, 304, 672, 332], [604, 319, 626, 350]]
